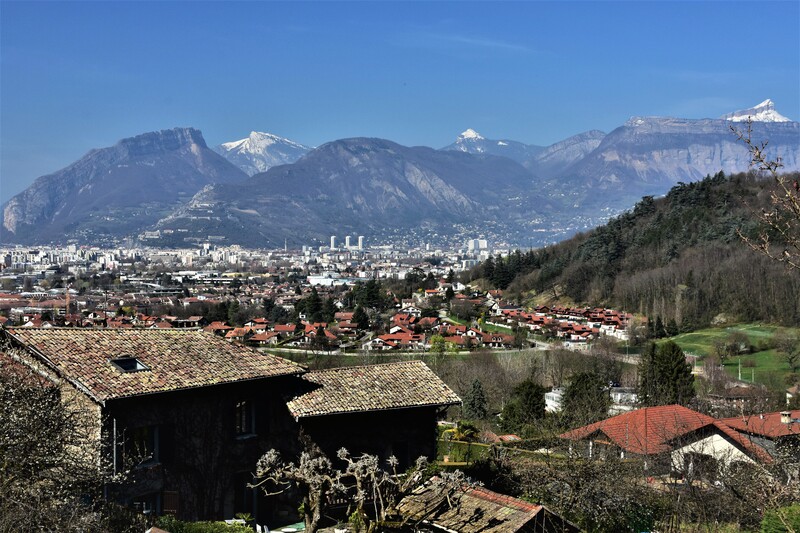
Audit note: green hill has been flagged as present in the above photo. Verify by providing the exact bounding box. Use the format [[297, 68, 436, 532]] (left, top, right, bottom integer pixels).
[[470, 171, 800, 329]]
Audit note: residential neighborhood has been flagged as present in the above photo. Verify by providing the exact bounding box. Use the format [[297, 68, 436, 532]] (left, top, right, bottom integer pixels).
[[1, 242, 799, 532]]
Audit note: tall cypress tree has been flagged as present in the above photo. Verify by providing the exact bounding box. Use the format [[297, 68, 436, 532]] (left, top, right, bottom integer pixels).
[[656, 341, 695, 405], [638, 341, 694, 406], [462, 379, 488, 420]]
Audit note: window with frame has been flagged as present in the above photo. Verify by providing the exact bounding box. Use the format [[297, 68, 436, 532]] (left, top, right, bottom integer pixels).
[[110, 356, 149, 373], [235, 400, 255, 436]]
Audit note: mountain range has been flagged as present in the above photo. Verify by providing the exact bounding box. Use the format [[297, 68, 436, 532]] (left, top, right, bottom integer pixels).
[[2, 100, 798, 247], [156, 138, 555, 247]]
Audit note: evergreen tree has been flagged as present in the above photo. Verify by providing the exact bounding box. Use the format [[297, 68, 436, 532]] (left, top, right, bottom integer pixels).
[[666, 318, 679, 337], [561, 372, 610, 426], [638, 341, 695, 406], [356, 279, 387, 310], [305, 287, 323, 322], [227, 300, 241, 325], [654, 316, 665, 338], [268, 304, 289, 323], [462, 379, 488, 420], [423, 272, 437, 290], [482, 256, 495, 283], [499, 379, 546, 433], [322, 297, 336, 323], [353, 306, 369, 331]]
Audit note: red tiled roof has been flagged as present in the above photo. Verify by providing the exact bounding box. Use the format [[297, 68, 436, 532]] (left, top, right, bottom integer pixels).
[[250, 332, 280, 342], [720, 410, 800, 439], [396, 478, 578, 532], [560, 404, 772, 463], [286, 360, 460, 418], [5, 328, 304, 404], [203, 321, 233, 332]]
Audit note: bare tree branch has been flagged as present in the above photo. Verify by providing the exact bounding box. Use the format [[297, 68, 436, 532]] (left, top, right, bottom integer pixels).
[[732, 119, 800, 271]]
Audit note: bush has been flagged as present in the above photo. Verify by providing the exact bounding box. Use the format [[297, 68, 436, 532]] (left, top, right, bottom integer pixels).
[[155, 516, 253, 533], [761, 505, 800, 533]]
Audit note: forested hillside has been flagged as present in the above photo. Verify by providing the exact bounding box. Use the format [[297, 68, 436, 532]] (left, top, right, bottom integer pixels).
[[470, 171, 800, 328]]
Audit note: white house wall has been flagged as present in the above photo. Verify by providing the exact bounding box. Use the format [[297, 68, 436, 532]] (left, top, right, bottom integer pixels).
[[670, 433, 754, 470]]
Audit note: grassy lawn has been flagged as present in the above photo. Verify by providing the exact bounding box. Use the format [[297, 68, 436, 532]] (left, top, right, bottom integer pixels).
[[480, 322, 513, 334], [669, 324, 798, 387], [719, 349, 788, 384], [444, 315, 469, 325], [670, 324, 781, 358], [437, 439, 491, 463]]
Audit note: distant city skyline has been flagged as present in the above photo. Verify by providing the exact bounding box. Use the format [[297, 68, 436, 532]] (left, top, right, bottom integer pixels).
[[2, 1, 798, 203]]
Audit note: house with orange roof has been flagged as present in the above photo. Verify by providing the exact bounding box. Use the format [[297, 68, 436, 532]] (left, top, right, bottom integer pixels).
[[393, 311, 418, 324], [483, 332, 514, 349], [560, 405, 772, 476], [225, 326, 253, 343], [416, 316, 439, 330], [248, 331, 282, 346], [334, 311, 354, 321], [720, 409, 800, 461], [361, 337, 398, 351], [202, 321, 233, 336], [272, 323, 297, 334]]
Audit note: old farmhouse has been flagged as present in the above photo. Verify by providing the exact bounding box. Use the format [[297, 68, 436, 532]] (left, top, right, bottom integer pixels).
[[1, 328, 460, 525]]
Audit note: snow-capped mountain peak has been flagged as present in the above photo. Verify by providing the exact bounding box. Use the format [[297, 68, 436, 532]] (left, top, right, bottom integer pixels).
[[214, 131, 311, 176], [458, 128, 484, 140], [721, 99, 792, 123]]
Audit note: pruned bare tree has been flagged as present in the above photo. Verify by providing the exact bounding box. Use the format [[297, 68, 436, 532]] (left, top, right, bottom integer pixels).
[[252, 449, 341, 533], [252, 447, 468, 532], [732, 119, 800, 271]]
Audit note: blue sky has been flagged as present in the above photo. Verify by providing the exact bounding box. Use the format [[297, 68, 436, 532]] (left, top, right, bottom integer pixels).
[[2, 1, 798, 202]]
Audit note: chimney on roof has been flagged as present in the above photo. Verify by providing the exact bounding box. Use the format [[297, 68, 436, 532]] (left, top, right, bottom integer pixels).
[[781, 411, 791, 424]]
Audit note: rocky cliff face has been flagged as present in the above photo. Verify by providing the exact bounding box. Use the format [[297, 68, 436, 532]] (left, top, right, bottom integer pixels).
[[557, 117, 800, 209], [525, 129, 606, 176], [2, 128, 247, 243]]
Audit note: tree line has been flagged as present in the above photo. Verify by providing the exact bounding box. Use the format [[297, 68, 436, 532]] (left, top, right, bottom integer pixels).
[[468, 171, 800, 328]]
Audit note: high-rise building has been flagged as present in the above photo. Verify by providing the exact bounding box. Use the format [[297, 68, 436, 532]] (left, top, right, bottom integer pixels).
[[330, 236, 336, 250], [358, 236, 364, 250], [345, 236, 351, 249], [467, 239, 489, 252]]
